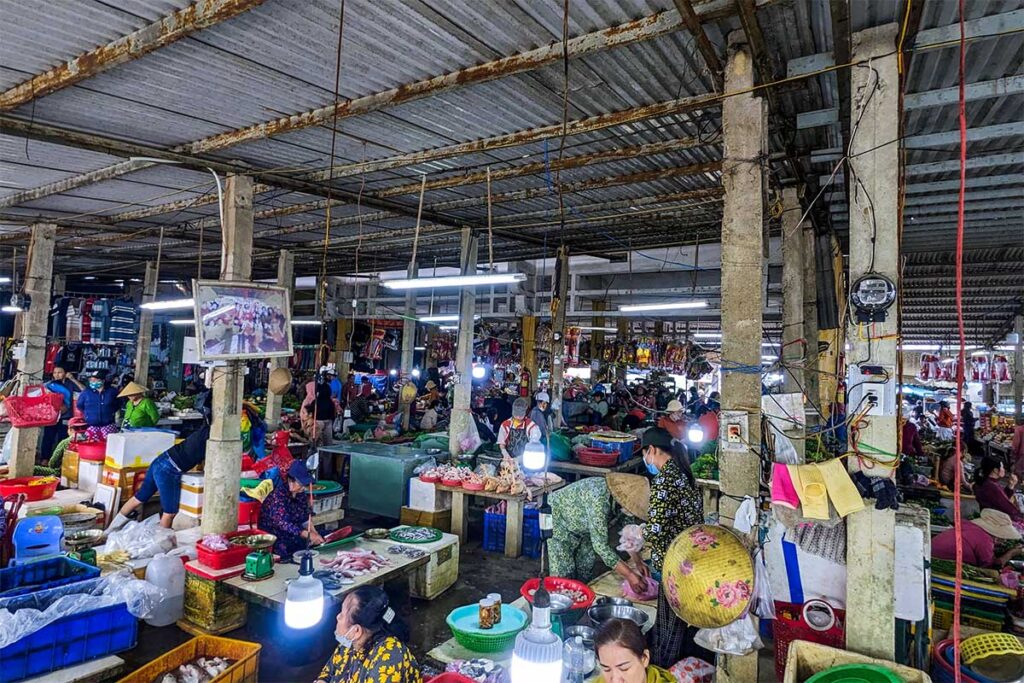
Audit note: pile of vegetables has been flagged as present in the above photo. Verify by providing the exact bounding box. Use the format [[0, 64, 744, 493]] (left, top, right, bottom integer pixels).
[[691, 452, 718, 480]]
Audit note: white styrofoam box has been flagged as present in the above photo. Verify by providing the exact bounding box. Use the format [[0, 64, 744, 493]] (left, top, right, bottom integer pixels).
[[179, 489, 204, 508], [105, 430, 177, 468], [408, 477, 451, 512], [77, 460, 103, 494], [312, 492, 345, 514], [180, 472, 205, 492]]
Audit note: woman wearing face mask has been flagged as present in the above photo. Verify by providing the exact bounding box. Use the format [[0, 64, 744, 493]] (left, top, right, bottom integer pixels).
[[317, 586, 421, 683], [76, 370, 119, 440], [639, 427, 709, 667], [595, 618, 675, 683]]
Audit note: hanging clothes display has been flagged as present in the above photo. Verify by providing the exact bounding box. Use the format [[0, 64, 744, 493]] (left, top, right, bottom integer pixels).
[[109, 299, 137, 343]]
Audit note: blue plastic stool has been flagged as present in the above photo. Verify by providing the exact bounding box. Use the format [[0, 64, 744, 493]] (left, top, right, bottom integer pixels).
[[11, 515, 64, 565]]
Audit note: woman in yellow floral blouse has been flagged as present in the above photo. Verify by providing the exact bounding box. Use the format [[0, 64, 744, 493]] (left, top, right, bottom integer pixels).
[[317, 586, 421, 683]]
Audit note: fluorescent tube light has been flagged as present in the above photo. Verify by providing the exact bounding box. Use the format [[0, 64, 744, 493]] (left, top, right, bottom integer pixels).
[[577, 326, 619, 332], [141, 297, 194, 311], [692, 332, 721, 339], [383, 273, 526, 290], [620, 301, 707, 313], [439, 325, 459, 330], [414, 346, 426, 351], [168, 319, 194, 326], [419, 314, 459, 322], [291, 320, 322, 326]]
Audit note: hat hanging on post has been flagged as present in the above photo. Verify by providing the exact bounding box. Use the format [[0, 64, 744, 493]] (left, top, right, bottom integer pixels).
[[268, 367, 292, 396], [661, 524, 754, 628]]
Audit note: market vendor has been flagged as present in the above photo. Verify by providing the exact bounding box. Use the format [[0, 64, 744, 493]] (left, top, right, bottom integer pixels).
[[900, 416, 925, 459], [497, 397, 542, 462], [588, 389, 610, 426], [938, 446, 971, 492], [419, 400, 439, 431], [529, 391, 552, 443], [1012, 417, 1024, 478], [317, 586, 420, 683], [656, 399, 686, 441], [421, 379, 440, 404], [259, 459, 324, 557], [76, 370, 119, 440], [118, 381, 160, 429], [973, 456, 1023, 523], [107, 423, 211, 530], [935, 400, 955, 440], [932, 508, 1023, 568], [595, 618, 676, 683], [40, 365, 83, 462], [638, 427, 708, 667], [548, 473, 650, 592]]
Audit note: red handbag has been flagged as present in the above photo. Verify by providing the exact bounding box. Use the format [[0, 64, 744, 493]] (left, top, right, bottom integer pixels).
[[3, 384, 64, 428]]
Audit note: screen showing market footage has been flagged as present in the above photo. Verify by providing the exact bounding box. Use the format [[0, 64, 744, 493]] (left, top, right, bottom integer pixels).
[[193, 281, 293, 360]]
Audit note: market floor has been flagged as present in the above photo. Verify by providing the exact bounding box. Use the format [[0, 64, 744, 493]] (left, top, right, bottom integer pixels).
[[125, 525, 776, 682]]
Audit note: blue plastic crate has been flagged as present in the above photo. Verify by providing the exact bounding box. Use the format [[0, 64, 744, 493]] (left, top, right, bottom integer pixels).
[[0, 556, 99, 599], [589, 435, 636, 463], [482, 508, 541, 558], [0, 599, 137, 682]]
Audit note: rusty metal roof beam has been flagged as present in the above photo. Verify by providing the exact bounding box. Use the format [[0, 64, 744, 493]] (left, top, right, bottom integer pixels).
[[0, 9, 698, 211], [0, 0, 268, 111], [672, 0, 723, 91]]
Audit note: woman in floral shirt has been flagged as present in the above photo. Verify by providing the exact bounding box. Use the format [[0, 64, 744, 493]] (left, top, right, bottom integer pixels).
[[318, 586, 421, 683], [638, 427, 709, 667]]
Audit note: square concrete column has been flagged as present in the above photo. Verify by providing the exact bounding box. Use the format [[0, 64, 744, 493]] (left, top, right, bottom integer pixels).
[[717, 30, 766, 682], [521, 315, 537, 393], [400, 262, 418, 376], [803, 225, 820, 426], [133, 261, 158, 386], [550, 246, 569, 425], [449, 228, 478, 456], [264, 250, 294, 430], [203, 174, 254, 535], [781, 187, 806, 459], [845, 23, 900, 661], [592, 300, 607, 380], [8, 223, 56, 477]]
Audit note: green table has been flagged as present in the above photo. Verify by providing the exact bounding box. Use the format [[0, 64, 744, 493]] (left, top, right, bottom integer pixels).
[[320, 443, 436, 518]]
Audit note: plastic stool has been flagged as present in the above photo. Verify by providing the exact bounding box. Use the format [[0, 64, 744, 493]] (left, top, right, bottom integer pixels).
[[11, 515, 64, 565]]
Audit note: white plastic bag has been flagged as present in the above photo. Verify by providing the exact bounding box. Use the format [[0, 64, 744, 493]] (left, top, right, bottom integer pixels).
[[751, 549, 776, 620], [101, 517, 176, 559], [0, 432, 11, 465], [694, 614, 763, 656]]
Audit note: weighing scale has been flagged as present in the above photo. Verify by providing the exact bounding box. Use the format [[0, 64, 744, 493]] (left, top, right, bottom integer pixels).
[[236, 533, 277, 581], [65, 529, 103, 566]]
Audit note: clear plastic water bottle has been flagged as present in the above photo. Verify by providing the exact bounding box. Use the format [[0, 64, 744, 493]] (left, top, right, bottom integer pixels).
[[562, 636, 595, 683]]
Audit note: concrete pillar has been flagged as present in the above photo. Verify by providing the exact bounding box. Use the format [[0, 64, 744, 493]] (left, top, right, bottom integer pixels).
[[133, 261, 158, 387], [522, 315, 537, 393], [803, 224, 820, 426], [400, 263, 418, 376], [550, 246, 570, 425], [8, 223, 56, 477], [449, 227, 478, 456], [716, 31, 765, 682], [780, 188, 806, 459], [592, 301, 607, 380], [264, 250, 294, 430], [616, 318, 629, 383], [202, 175, 254, 535], [1014, 314, 1022, 420], [845, 23, 900, 661]]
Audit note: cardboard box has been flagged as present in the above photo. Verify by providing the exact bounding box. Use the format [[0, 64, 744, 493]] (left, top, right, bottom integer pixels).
[[61, 448, 80, 488], [400, 506, 451, 532], [408, 477, 451, 512], [105, 430, 177, 469], [101, 465, 148, 499], [78, 460, 103, 494]]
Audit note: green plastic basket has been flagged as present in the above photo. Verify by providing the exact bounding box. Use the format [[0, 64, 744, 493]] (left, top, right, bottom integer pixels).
[[446, 604, 528, 654]]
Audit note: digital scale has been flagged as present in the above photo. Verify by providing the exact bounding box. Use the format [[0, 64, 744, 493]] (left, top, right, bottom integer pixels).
[[238, 533, 277, 581], [65, 529, 103, 566]]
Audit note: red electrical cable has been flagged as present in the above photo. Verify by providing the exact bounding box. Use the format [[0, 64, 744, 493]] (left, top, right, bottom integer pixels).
[[952, 1, 968, 680]]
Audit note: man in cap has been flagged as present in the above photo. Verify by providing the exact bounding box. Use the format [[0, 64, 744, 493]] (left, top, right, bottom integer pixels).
[[529, 391, 552, 444], [548, 474, 650, 591], [656, 399, 686, 442], [497, 397, 542, 463]]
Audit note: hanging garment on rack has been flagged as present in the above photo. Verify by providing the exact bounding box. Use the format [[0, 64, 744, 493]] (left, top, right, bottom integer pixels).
[[90, 299, 111, 343], [44, 343, 61, 377], [109, 299, 137, 344], [80, 298, 95, 343], [65, 300, 82, 342], [48, 297, 69, 339]]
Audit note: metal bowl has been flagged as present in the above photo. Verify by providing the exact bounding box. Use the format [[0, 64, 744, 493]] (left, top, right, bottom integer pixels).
[[65, 528, 104, 548], [548, 592, 574, 614], [593, 596, 633, 608], [564, 625, 596, 648], [587, 604, 650, 629], [230, 533, 277, 549], [365, 528, 390, 539]]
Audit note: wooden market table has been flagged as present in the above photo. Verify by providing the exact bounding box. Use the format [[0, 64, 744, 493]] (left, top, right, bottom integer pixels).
[[427, 570, 656, 675], [547, 456, 644, 481], [436, 479, 564, 559], [221, 530, 458, 610]]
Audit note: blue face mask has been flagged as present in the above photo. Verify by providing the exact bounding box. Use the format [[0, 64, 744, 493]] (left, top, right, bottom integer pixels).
[[335, 627, 355, 648], [643, 451, 659, 475], [88, 382, 103, 391]]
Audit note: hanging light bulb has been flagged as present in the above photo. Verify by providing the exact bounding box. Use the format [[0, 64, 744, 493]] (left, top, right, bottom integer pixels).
[[284, 551, 324, 629], [686, 425, 705, 444], [521, 440, 547, 473], [511, 583, 563, 683]]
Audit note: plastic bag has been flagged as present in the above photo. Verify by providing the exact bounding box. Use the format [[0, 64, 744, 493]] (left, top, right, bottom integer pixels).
[[0, 570, 162, 648], [693, 613, 763, 656], [0, 432, 10, 465], [617, 524, 644, 553], [621, 575, 659, 601], [751, 550, 775, 620], [101, 517, 176, 559], [669, 657, 715, 683]]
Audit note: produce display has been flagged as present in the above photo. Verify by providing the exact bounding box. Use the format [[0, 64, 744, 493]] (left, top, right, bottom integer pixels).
[[319, 548, 391, 578], [445, 658, 505, 683], [389, 526, 442, 544], [157, 656, 235, 683], [528, 585, 588, 603]]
